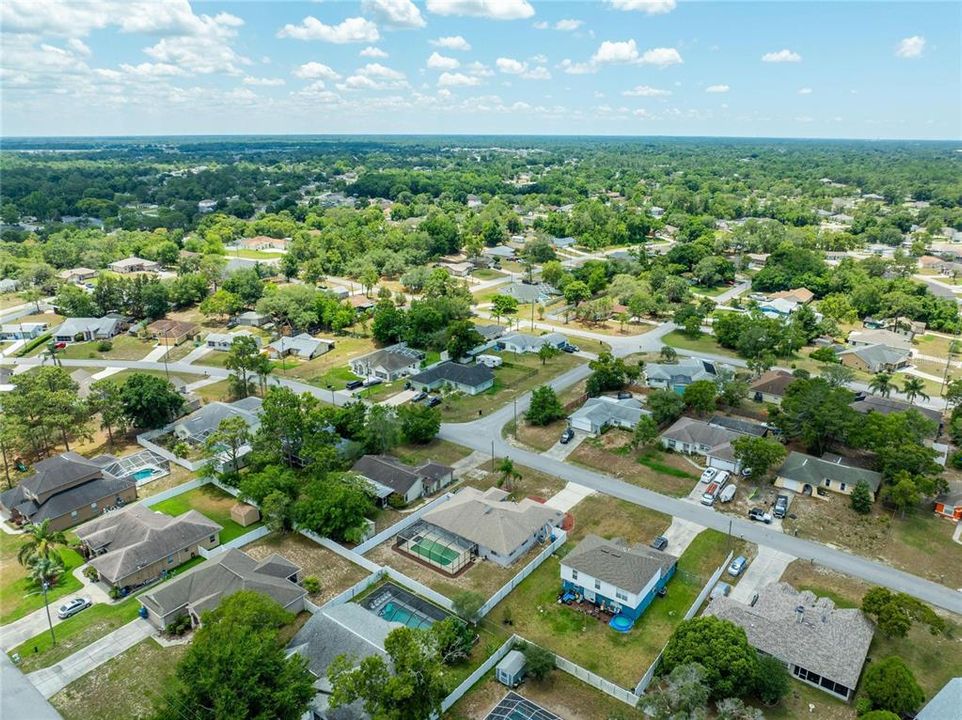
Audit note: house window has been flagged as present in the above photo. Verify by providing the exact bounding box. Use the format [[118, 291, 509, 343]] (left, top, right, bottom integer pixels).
[[824, 479, 831, 487], [594, 579, 601, 590], [71, 510, 78, 518], [208, 535, 215, 543], [615, 590, 628, 602], [571, 570, 578, 580], [90, 502, 98, 510], [167, 555, 174, 564], [839, 483, 846, 492]]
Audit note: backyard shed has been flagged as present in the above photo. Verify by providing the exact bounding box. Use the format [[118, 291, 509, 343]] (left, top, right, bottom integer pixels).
[[496, 650, 526, 687], [231, 503, 261, 527]]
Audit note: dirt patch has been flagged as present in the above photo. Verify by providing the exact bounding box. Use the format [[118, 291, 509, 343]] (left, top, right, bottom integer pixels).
[[569, 493, 671, 543], [463, 466, 567, 500], [514, 419, 566, 452], [244, 532, 369, 605]]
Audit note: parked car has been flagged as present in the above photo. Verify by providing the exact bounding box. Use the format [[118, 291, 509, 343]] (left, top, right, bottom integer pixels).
[[748, 507, 772, 524], [727, 555, 748, 577], [719, 484, 737, 503], [426, 396, 442, 408], [562, 343, 579, 353], [699, 467, 718, 484], [616, 391, 633, 400], [714, 470, 731, 487], [773, 494, 789, 519], [411, 391, 427, 402], [57, 597, 91, 620], [701, 482, 720, 506], [559, 427, 575, 444], [362, 377, 382, 387], [345, 380, 363, 390], [650, 535, 669, 551]]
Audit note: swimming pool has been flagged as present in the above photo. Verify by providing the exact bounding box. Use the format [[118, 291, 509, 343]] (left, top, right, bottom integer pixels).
[[361, 582, 450, 630], [609, 614, 634, 633], [380, 601, 436, 629], [132, 467, 163, 482]]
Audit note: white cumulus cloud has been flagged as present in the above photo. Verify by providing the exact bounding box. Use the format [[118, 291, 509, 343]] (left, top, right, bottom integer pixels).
[[438, 71, 481, 87], [606, 0, 676, 14], [426, 0, 535, 21], [592, 39, 639, 64], [895, 35, 925, 58], [362, 0, 425, 28], [496, 57, 526, 74], [360, 46, 388, 58], [427, 52, 460, 70], [293, 62, 341, 81], [277, 16, 380, 44], [762, 49, 802, 63], [797, 87, 813, 95], [622, 84, 671, 97], [640, 47, 683, 66], [431, 35, 472, 51], [243, 75, 285, 86], [705, 84, 729, 93]]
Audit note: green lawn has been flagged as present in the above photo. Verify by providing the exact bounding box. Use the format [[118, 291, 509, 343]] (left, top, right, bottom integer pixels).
[[661, 330, 740, 359], [151, 484, 259, 543], [491, 529, 738, 688], [0, 533, 85, 624], [10, 599, 142, 672], [50, 638, 187, 720], [393, 439, 473, 467], [58, 335, 156, 361], [472, 268, 506, 280]]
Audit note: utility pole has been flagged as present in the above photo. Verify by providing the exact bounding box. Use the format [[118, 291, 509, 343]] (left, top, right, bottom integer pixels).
[[42, 581, 56, 646], [514, 398, 518, 429], [727, 518, 733, 553], [162, 329, 170, 380], [490, 439, 495, 472]]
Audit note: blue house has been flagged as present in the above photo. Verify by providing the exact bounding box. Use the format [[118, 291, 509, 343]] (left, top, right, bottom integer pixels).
[[560, 534, 677, 624]]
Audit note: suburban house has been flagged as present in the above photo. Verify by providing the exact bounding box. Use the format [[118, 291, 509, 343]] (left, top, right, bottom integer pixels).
[[351, 454, 453, 506], [482, 245, 516, 261], [205, 330, 261, 352], [437, 261, 474, 277], [234, 311, 270, 328], [749, 370, 796, 405], [0, 278, 19, 293], [237, 236, 289, 251], [561, 534, 677, 623], [551, 236, 576, 248], [0, 322, 48, 341], [569, 396, 648, 435], [849, 392, 942, 432], [147, 319, 200, 346], [267, 334, 332, 360], [644, 357, 730, 392], [139, 548, 305, 631], [350, 343, 424, 381], [499, 331, 567, 354], [501, 282, 558, 305], [421, 487, 563, 567], [75, 504, 222, 592], [660, 417, 742, 473], [705, 583, 875, 702], [172, 396, 263, 460], [58, 267, 98, 284], [837, 344, 911, 373], [708, 415, 769, 437], [934, 482, 962, 521], [862, 317, 926, 339], [758, 298, 798, 319], [846, 328, 912, 352], [774, 451, 882, 500], [52, 315, 126, 343], [0, 452, 137, 532], [768, 288, 814, 304], [408, 361, 494, 396], [289, 603, 401, 720], [108, 256, 161, 274], [916, 678, 962, 720]]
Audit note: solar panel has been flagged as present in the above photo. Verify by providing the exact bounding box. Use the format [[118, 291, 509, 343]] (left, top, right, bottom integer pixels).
[[484, 692, 564, 720]]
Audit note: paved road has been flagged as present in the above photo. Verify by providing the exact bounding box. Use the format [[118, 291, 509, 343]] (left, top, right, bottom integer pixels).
[[27, 618, 154, 698], [0, 603, 79, 653]]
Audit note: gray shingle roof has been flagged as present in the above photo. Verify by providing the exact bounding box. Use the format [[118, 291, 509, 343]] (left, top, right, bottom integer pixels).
[[704, 582, 875, 690], [53, 316, 121, 338], [352, 455, 421, 495], [140, 548, 304, 620], [661, 417, 739, 450], [18, 475, 135, 524], [562, 534, 677, 595], [645, 357, 725, 385], [776, 451, 882, 493], [75, 504, 222, 584], [410, 361, 493, 389], [849, 392, 942, 426], [916, 678, 962, 720], [423, 487, 562, 556], [174, 397, 262, 442], [10, 452, 103, 500], [837, 343, 911, 370], [569, 396, 647, 428]]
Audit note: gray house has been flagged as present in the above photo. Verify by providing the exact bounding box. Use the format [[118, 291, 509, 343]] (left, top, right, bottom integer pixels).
[[350, 343, 424, 382], [660, 417, 742, 473], [775, 451, 882, 501], [52, 316, 125, 343], [172, 397, 263, 446], [500, 331, 567, 354], [139, 548, 305, 631], [569, 396, 648, 435], [409, 361, 494, 396], [351, 454, 453, 506], [267, 333, 333, 360], [644, 357, 730, 391], [705, 583, 875, 702]]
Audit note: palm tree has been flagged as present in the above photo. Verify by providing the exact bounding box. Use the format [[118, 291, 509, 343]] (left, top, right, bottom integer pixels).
[[27, 553, 65, 588], [496, 458, 521, 492], [901, 376, 929, 405], [868, 372, 894, 398], [17, 519, 67, 567]]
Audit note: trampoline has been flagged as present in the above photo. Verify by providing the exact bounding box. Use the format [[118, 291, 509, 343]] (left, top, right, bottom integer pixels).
[[484, 692, 563, 720]]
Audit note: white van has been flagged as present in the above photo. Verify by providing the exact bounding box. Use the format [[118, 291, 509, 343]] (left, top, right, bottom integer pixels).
[[476, 354, 503, 368]]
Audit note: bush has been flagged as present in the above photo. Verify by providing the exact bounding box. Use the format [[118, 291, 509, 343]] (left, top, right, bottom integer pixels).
[[172, 442, 191, 459], [850, 480, 873, 515], [82, 565, 100, 582], [862, 656, 924, 716], [108, 585, 123, 600], [165, 614, 193, 637], [387, 493, 406, 509], [97, 339, 113, 352], [302, 576, 321, 594], [17, 332, 51, 357], [452, 590, 485, 623], [810, 346, 840, 363], [754, 654, 790, 705], [520, 642, 555, 681]]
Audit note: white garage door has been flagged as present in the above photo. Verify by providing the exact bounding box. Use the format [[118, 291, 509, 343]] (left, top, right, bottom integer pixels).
[[708, 456, 738, 472]]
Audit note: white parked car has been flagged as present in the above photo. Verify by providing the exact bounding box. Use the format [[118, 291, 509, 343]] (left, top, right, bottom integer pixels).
[[699, 467, 718, 484], [57, 597, 91, 619], [714, 470, 731, 487]]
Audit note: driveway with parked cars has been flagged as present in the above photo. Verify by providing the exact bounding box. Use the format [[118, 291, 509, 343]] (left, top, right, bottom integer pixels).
[[730, 546, 796, 603]]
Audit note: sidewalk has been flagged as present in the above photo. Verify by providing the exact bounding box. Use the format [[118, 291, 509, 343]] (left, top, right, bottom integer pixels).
[[180, 345, 212, 365], [27, 618, 154, 698], [142, 345, 170, 363]]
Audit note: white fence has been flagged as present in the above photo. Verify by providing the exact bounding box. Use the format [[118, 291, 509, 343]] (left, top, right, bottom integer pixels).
[[320, 571, 384, 610], [477, 529, 567, 619], [634, 550, 734, 696], [440, 635, 517, 713], [383, 566, 455, 612], [199, 525, 271, 558], [299, 529, 382, 574], [554, 652, 641, 706], [140, 477, 209, 508], [136, 429, 207, 472], [353, 492, 455, 555]]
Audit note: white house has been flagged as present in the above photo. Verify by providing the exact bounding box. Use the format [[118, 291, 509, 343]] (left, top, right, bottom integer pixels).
[[0, 322, 48, 341], [350, 344, 423, 382], [569, 396, 648, 435], [205, 331, 260, 352], [267, 334, 332, 360], [499, 332, 567, 354], [660, 417, 742, 472]]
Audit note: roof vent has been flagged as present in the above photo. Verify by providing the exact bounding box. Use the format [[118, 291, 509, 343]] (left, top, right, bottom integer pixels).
[[795, 605, 805, 623]]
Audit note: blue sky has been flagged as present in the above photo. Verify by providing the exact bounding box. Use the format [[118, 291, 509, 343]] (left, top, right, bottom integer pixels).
[[1, 0, 958, 139]]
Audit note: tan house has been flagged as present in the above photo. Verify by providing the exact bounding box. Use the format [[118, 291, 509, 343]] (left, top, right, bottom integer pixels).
[[75, 505, 221, 591], [749, 370, 796, 405], [237, 236, 289, 251], [147, 319, 200, 345], [769, 288, 814, 304], [838, 344, 911, 373], [0, 452, 137, 532], [108, 256, 161, 274], [58, 267, 98, 284]]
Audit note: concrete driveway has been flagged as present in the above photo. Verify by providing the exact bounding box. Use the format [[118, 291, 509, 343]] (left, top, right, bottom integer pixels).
[[730, 547, 796, 603], [544, 482, 595, 513], [659, 517, 706, 557], [381, 389, 417, 407], [542, 429, 588, 461]]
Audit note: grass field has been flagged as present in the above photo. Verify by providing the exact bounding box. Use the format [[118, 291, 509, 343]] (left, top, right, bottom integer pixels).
[[661, 330, 740, 359], [50, 638, 186, 720], [151, 484, 260, 543], [393, 439, 473, 468], [58, 335, 157, 361], [0, 533, 85, 624]]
